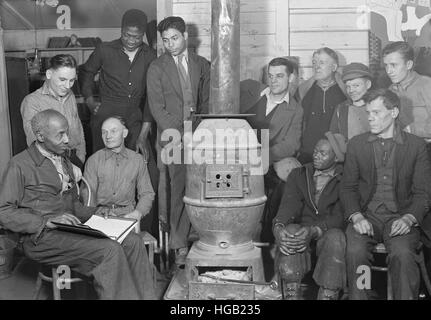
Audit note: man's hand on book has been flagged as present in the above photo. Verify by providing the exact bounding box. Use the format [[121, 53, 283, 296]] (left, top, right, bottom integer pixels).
[[124, 210, 142, 221], [123, 210, 142, 233], [95, 207, 111, 219], [46, 213, 81, 229]]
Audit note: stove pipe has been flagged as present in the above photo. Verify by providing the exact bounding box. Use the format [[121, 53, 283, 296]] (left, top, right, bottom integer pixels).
[[184, 0, 265, 252], [209, 0, 240, 115]]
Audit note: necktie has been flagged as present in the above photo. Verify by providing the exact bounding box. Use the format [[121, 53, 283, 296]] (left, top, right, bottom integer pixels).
[[177, 53, 194, 120], [177, 54, 191, 89]]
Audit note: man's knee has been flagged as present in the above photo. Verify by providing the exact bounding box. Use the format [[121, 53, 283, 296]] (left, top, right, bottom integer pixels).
[[346, 225, 369, 259], [320, 228, 346, 255], [122, 232, 146, 252], [387, 237, 417, 263], [122, 232, 140, 245], [322, 229, 346, 247], [99, 239, 124, 259], [285, 224, 302, 234]]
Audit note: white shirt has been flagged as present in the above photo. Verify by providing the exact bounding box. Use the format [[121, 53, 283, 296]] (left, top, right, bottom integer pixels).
[[123, 47, 139, 63], [173, 50, 189, 76], [260, 87, 290, 116]]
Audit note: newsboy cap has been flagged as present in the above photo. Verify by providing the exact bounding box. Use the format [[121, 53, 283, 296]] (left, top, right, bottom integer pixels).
[[342, 62, 372, 82]]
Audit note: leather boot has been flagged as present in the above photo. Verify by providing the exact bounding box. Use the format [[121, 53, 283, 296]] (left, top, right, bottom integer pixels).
[[317, 287, 339, 300], [282, 282, 302, 300]]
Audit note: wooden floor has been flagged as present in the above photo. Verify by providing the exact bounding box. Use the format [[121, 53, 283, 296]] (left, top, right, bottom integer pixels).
[[1, 247, 429, 300], [0, 247, 277, 300]]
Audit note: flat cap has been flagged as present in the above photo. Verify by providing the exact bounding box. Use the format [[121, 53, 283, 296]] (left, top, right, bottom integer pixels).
[[342, 62, 372, 82]]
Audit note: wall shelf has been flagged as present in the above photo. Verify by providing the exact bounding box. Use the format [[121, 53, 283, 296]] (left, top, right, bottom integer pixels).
[[5, 47, 95, 66]]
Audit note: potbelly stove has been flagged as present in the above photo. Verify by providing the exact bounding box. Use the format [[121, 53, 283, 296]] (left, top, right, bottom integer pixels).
[[164, 0, 278, 300]]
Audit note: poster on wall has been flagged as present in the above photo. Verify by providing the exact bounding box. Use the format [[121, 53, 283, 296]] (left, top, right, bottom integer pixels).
[[368, 0, 431, 84]]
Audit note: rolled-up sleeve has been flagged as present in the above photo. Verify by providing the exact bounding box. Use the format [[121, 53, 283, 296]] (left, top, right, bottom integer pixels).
[[80, 44, 103, 99], [135, 158, 155, 216]]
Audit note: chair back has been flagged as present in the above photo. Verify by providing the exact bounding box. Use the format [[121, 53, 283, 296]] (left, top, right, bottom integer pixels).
[[76, 177, 91, 206]]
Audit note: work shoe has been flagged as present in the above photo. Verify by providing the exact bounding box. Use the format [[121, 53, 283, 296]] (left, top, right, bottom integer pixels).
[[175, 247, 189, 266], [282, 282, 302, 300], [317, 287, 339, 300]]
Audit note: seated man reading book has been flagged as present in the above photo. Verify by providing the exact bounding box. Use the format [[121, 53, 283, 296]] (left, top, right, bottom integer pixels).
[[83, 116, 155, 233], [0, 110, 156, 300], [55, 214, 138, 244]]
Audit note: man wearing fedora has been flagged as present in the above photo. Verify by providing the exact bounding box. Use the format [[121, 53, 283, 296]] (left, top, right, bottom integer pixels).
[[330, 63, 372, 140], [273, 132, 347, 300]]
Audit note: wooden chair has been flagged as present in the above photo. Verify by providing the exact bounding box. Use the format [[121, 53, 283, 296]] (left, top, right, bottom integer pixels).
[[33, 266, 85, 300], [140, 231, 158, 284], [77, 176, 91, 206], [371, 242, 431, 300], [32, 178, 90, 300], [33, 232, 158, 300]]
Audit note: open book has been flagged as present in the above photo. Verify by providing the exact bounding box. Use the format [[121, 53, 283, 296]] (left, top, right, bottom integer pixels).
[[53, 215, 138, 244]]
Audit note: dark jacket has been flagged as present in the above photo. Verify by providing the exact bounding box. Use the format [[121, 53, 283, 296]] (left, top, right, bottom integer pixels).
[[341, 130, 431, 225], [299, 82, 347, 164], [273, 163, 345, 233], [329, 99, 350, 138], [80, 39, 157, 121], [240, 79, 303, 164], [0, 143, 95, 239], [147, 50, 210, 141]]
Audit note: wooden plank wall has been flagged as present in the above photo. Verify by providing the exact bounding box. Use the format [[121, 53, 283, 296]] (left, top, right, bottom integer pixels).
[[165, 0, 289, 81], [161, 0, 370, 82], [289, 0, 370, 80]]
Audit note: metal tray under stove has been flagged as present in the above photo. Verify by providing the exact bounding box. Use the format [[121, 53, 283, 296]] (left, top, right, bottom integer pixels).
[[164, 269, 281, 300]]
